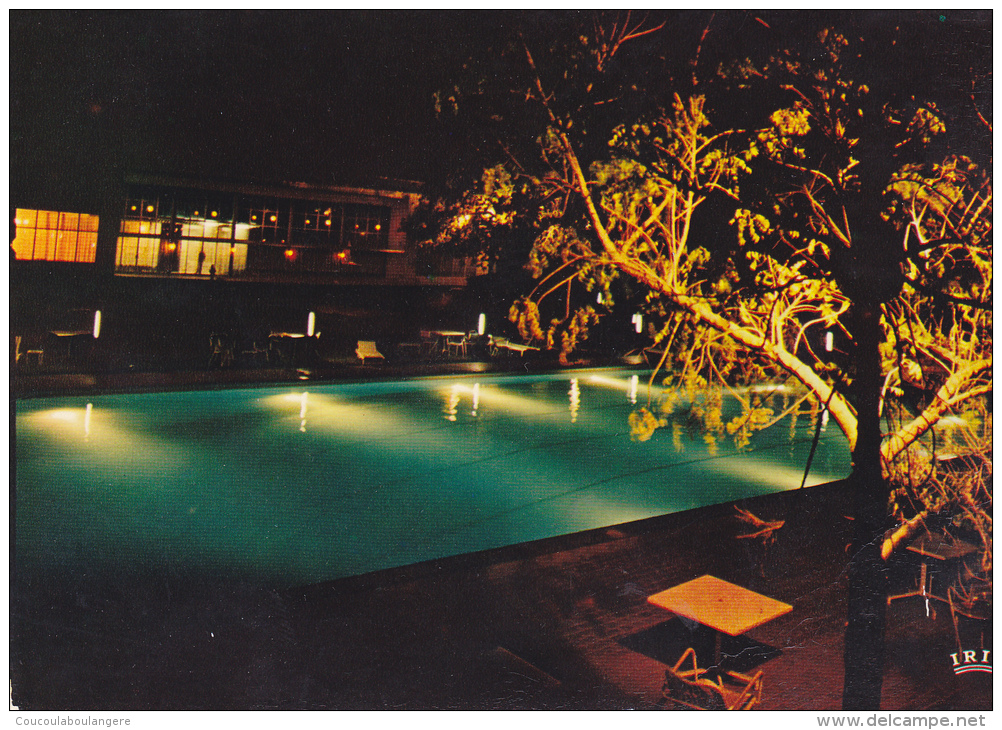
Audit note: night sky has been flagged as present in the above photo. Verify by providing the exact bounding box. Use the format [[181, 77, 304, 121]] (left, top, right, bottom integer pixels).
[[10, 10, 991, 209], [10, 10, 506, 202]]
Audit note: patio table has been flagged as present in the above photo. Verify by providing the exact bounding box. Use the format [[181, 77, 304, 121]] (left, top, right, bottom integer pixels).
[[431, 330, 468, 358], [49, 330, 93, 359], [647, 575, 792, 668], [886, 532, 978, 617], [269, 331, 311, 365]]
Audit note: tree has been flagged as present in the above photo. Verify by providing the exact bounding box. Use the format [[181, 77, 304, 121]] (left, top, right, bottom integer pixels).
[[423, 11, 991, 709]]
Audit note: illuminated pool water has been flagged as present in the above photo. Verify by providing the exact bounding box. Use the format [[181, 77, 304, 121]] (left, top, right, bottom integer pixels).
[[14, 369, 850, 587]]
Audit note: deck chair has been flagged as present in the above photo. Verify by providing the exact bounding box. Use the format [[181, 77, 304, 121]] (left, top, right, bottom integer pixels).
[[240, 339, 270, 364], [355, 340, 385, 364], [208, 333, 235, 368], [660, 648, 763, 711]]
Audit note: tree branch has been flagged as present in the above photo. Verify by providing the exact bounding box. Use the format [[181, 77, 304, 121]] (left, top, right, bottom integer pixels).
[[881, 358, 993, 464]]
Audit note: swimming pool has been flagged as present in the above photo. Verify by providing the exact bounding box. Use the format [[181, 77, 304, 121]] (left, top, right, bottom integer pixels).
[[14, 368, 850, 587]]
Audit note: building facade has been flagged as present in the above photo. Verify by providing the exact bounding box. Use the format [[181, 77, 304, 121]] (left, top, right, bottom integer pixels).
[[13, 174, 471, 287]]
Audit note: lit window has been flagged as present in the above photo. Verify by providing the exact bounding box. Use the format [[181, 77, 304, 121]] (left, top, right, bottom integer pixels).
[[12, 208, 99, 262]]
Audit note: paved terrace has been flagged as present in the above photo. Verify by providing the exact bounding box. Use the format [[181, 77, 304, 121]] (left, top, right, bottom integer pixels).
[[10, 473, 990, 711], [10, 364, 991, 710]]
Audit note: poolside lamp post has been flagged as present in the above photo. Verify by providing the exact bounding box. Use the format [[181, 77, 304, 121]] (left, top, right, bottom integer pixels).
[[632, 313, 643, 334], [825, 330, 834, 352], [92, 310, 102, 339], [477, 313, 486, 336], [307, 311, 316, 337]]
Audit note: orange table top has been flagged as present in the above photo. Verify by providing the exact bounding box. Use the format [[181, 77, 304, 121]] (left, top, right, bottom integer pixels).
[[647, 575, 793, 637]]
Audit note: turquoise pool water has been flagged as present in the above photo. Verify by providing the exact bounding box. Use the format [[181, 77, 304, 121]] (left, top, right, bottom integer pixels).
[[14, 369, 850, 587]]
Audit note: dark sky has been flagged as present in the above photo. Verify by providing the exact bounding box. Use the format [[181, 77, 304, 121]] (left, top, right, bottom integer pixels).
[[10, 10, 501, 200], [10, 9, 991, 208]]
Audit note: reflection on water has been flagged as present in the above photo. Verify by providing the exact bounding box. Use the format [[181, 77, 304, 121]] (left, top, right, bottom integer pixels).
[[568, 378, 580, 423], [15, 368, 851, 587], [444, 384, 461, 422]]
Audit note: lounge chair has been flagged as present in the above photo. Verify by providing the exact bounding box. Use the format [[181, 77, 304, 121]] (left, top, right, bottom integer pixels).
[[355, 340, 385, 364], [660, 647, 763, 710], [490, 336, 539, 357]]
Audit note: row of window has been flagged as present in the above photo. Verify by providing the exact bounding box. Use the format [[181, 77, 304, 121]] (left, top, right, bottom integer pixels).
[[14, 192, 467, 281], [122, 191, 392, 250], [115, 238, 248, 276]]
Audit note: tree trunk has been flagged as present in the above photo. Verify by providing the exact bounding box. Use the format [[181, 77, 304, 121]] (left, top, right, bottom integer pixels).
[[842, 302, 890, 709]]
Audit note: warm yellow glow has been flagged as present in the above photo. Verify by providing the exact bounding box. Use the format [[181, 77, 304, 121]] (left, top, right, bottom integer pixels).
[[15, 208, 101, 263], [374, 224, 381, 231], [477, 313, 486, 336], [252, 215, 257, 221], [146, 205, 154, 213], [569, 378, 580, 423], [707, 456, 841, 490], [628, 374, 639, 405], [325, 219, 332, 227], [444, 385, 461, 422], [299, 392, 308, 433], [632, 313, 643, 333], [27, 406, 192, 463], [131, 205, 138, 212], [305, 219, 311, 225], [444, 382, 558, 418], [92, 310, 102, 339], [825, 331, 834, 352], [589, 374, 648, 393], [284, 248, 296, 260], [471, 383, 480, 417], [263, 391, 413, 439], [270, 215, 277, 223], [211, 211, 218, 218], [307, 312, 316, 337]]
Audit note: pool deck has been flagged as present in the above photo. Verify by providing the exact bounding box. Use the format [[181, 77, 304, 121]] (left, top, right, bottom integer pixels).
[[11, 357, 588, 398], [10, 477, 991, 711], [10, 363, 991, 711]]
